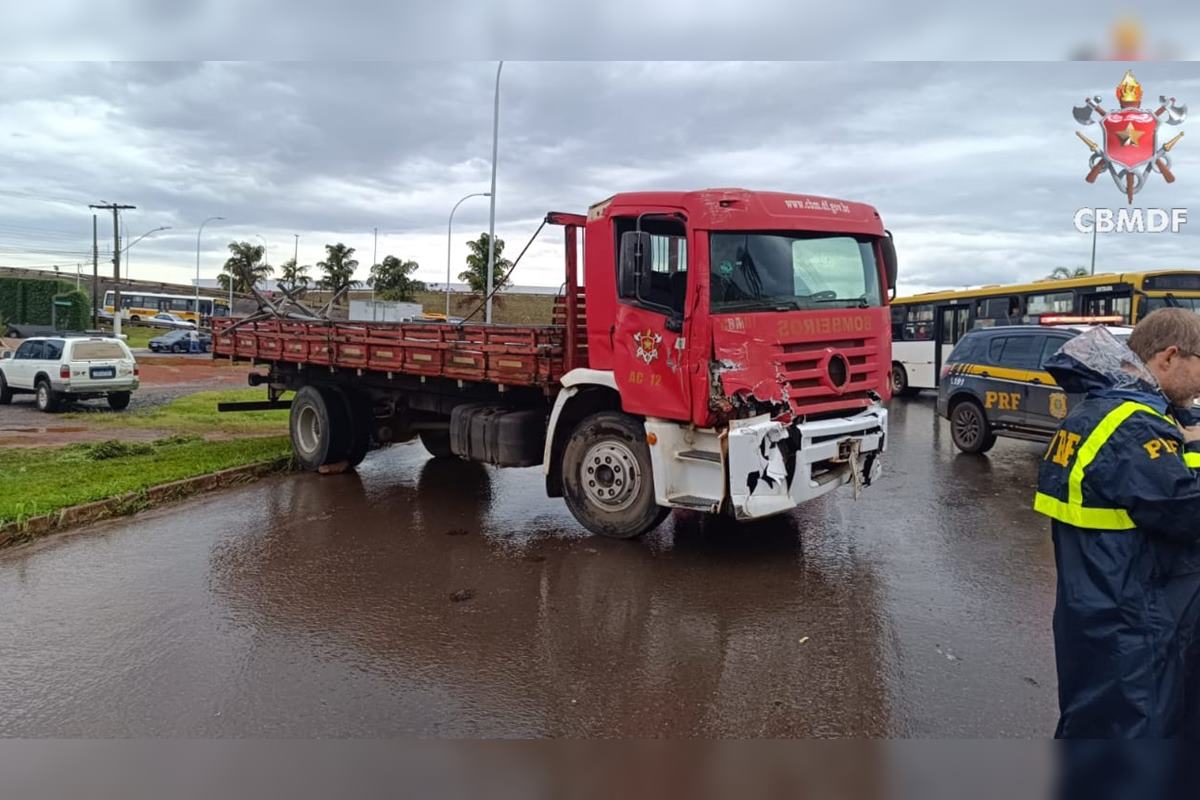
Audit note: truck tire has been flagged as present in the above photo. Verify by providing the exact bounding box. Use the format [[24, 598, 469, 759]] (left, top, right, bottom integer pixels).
[[107, 391, 131, 410], [289, 385, 350, 470], [337, 387, 372, 468], [35, 378, 61, 413], [561, 411, 669, 539], [950, 399, 997, 454], [419, 430, 454, 458], [0, 372, 11, 405]]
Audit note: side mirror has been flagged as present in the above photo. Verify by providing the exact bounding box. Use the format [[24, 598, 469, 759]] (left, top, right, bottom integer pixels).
[[0, 350, 11, 360], [619, 230, 652, 298], [881, 231, 898, 296]]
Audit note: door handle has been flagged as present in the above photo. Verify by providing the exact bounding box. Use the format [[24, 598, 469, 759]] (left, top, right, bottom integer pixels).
[[1030, 378, 1042, 385], [980, 370, 990, 378]]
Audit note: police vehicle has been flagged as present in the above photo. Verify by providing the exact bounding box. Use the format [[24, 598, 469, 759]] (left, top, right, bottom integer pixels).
[[936, 319, 1133, 453]]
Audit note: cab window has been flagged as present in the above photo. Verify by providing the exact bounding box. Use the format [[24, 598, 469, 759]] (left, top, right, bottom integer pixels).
[[988, 334, 1042, 369], [615, 216, 687, 314]]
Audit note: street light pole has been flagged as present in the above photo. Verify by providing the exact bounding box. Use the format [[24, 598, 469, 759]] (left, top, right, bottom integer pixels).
[[1090, 223, 1098, 275], [447, 192, 491, 317], [196, 216, 225, 324], [485, 60, 503, 324]]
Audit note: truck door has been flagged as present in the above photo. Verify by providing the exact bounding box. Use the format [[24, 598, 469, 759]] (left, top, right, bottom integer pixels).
[[611, 215, 692, 421]]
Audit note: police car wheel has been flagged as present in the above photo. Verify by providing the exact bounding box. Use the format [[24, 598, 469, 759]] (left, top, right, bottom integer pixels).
[[950, 400, 996, 454]]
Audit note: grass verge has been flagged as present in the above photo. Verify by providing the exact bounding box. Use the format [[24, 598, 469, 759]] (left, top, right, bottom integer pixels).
[[0, 435, 292, 526], [63, 388, 291, 436]]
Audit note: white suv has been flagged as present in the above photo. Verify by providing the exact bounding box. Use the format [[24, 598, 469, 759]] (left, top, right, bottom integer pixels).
[[0, 336, 139, 412]]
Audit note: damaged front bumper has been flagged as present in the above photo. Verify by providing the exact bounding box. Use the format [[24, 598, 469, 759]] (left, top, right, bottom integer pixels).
[[726, 404, 888, 520]]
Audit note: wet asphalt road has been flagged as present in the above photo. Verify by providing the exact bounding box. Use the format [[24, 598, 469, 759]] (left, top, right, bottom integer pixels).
[[0, 396, 1060, 737]]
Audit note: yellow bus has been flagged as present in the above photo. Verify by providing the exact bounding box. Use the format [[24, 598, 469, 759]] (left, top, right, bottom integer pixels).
[[890, 270, 1200, 395], [103, 290, 230, 326]]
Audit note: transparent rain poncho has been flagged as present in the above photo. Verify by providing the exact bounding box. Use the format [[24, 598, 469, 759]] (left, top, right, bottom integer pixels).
[[1053, 326, 1159, 392]]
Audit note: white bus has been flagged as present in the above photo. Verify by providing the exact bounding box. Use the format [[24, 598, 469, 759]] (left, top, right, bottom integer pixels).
[[103, 290, 229, 325]]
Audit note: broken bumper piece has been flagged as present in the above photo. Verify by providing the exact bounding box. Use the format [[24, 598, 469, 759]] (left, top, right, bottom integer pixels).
[[727, 404, 887, 520]]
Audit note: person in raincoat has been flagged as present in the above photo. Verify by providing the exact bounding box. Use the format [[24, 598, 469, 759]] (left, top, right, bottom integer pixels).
[[1035, 308, 1200, 738]]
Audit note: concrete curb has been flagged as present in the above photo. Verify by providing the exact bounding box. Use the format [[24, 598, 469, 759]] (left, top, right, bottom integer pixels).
[[0, 457, 292, 550]]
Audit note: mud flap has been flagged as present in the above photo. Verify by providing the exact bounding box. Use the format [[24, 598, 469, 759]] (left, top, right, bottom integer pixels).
[[728, 415, 794, 519]]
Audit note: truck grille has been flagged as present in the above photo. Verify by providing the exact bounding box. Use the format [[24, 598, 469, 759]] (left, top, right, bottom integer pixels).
[[776, 336, 882, 416]]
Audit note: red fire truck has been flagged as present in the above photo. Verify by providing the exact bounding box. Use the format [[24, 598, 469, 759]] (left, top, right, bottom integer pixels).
[[213, 188, 897, 538]]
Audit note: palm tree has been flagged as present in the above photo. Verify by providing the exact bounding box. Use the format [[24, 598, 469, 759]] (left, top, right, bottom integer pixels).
[[369, 255, 425, 301], [277, 258, 311, 293], [459, 233, 513, 294], [317, 243, 361, 301], [1047, 266, 1090, 280], [218, 241, 273, 294]]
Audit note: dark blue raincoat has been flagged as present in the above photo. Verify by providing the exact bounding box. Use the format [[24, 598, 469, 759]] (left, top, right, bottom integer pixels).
[[1034, 328, 1200, 738]]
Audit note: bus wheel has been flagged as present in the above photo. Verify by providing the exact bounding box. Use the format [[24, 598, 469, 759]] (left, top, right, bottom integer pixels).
[[561, 412, 669, 539], [891, 362, 916, 397], [289, 385, 349, 470], [950, 399, 997, 454]]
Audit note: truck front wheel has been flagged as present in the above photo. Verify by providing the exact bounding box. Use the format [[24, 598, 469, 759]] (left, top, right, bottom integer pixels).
[[290, 385, 350, 470], [561, 412, 669, 539]]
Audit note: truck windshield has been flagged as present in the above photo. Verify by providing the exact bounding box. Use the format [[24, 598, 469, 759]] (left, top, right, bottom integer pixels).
[[1143, 296, 1200, 315], [710, 232, 882, 312]]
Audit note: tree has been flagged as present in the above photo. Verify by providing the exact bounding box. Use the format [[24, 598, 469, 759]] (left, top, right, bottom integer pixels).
[[218, 241, 273, 294], [277, 258, 311, 293], [317, 243, 361, 300], [1047, 266, 1090, 280], [369, 255, 425, 301], [458, 232, 513, 294]]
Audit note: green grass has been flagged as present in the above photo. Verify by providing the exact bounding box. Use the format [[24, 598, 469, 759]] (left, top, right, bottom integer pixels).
[[0, 435, 291, 526], [94, 325, 156, 348], [63, 388, 292, 436]]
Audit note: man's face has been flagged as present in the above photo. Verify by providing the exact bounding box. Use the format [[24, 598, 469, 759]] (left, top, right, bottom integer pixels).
[[1153, 346, 1200, 406]]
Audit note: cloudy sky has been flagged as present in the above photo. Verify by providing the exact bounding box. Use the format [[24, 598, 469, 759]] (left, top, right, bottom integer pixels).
[[2, 61, 1199, 296]]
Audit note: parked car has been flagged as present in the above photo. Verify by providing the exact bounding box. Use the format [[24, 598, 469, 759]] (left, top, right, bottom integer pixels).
[[937, 324, 1133, 453], [149, 329, 211, 353], [144, 312, 197, 330], [0, 335, 139, 412]]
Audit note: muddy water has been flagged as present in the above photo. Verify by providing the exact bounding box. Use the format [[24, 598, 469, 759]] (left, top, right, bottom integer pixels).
[[0, 395, 1059, 736]]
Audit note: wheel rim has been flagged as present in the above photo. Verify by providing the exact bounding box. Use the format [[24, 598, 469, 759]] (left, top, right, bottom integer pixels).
[[37, 385, 47, 408], [953, 407, 980, 447], [891, 366, 905, 393], [296, 404, 321, 455], [580, 441, 640, 512]]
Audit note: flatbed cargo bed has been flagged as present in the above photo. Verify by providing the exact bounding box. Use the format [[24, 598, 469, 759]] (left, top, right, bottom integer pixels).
[[211, 317, 571, 390]]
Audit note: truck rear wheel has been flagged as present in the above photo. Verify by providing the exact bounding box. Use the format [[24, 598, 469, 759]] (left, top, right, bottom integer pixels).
[[290, 385, 350, 470], [419, 430, 453, 458], [561, 411, 669, 539], [338, 388, 372, 468]]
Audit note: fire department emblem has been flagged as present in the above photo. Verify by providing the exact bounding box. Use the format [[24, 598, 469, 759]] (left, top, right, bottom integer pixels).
[[1073, 70, 1187, 203], [633, 328, 662, 364], [1049, 392, 1069, 420]]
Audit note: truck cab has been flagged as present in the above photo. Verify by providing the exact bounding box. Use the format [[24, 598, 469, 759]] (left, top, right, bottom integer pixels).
[[545, 189, 895, 529]]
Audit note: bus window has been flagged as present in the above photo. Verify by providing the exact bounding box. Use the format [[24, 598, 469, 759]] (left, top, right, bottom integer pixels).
[[903, 304, 934, 340], [1027, 291, 1074, 315]]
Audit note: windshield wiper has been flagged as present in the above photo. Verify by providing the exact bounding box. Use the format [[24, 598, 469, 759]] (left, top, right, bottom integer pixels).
[[811, 295, 870, 308]]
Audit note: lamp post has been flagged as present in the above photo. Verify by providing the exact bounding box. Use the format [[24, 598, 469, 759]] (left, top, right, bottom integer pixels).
[[485, 60, 503, 324], [196, 216, 225, 323], [447, 192, 491, 317], [121, 226, 171, 283]]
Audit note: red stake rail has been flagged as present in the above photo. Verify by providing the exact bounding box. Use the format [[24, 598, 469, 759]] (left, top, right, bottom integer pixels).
[[211, 318, 570, 390]]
